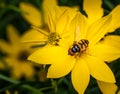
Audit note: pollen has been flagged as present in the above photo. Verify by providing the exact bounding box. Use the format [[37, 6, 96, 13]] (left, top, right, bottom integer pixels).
[[48, 32, 61, 46]]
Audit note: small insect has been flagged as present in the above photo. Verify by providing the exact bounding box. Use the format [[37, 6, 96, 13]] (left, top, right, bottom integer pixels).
[[68, 27, 89, 56], [68, 39, 89, 56]]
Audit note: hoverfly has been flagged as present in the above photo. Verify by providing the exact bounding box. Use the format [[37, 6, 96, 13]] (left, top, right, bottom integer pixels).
[[68, 27, 89, 56]]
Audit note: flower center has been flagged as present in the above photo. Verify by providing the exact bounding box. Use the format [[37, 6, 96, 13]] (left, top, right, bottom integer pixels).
[[48, 32, 61, 46], [68, 39, 89, 57]]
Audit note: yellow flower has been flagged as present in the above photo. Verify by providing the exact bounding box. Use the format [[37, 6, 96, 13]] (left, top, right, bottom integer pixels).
[[20, 0, 78, 81], [21, 6, 78, 47], [28, 0, 120, 93], [0, 25, 35, 79], [20, 0, 79, 48]]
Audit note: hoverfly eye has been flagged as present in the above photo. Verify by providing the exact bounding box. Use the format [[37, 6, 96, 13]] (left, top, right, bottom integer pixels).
[[72, 47, 77, 53], [74, 45, 80, 52]]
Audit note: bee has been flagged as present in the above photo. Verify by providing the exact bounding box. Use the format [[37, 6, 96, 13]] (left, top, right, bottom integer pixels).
[[68, 27, 89, 56]]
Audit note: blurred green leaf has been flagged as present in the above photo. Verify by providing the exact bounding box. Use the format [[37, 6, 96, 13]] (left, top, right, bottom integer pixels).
[[0, 74, 44, 94]]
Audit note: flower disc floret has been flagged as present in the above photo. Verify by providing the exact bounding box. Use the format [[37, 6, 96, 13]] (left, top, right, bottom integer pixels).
[[48, 32, 61, 46]]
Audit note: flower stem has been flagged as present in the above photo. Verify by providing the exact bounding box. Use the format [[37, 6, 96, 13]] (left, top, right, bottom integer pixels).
[[51, 79, 58, 93], [39, 87, 53, 91], [57, 77, 64, 85]]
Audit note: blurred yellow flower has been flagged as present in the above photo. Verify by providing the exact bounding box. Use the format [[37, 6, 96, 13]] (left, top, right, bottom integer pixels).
[[5, 90, 18, 94], [19, 2, 43, 27], [0, 60, 5, 70], [28, 0, 120, 93], [118, 89, 120, 94], [0, 25, 35, 79]]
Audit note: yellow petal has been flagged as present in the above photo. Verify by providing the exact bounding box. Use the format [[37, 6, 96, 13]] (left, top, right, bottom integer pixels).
[[46, 10, 56, 32], [42, 0, 58, 25], [42, 0, 60, 20], [42, 0, 57, 9], [21, 28, 47, 43], [20, 2, 42, 26], [28, 46, 74, 64], [90, 43, 120, 62], [6, 25, 20, 44], [6, 90, 18, 94], [14, 91, 18, 94], [59, 6, 79, 21], [13, 62, 34, 79], [70, 12, 88, 40], [0, 39, 11, 53], [109, 5, 120, 32], [43, 6, 75, 30], [85, 55, 115, 83], [60, 6, 79, 12], [56, 10, 70, 34], [97, 81, 118, 94], [21, 28, 47, 49], [5, 90, 10, 94], [18, 62, 34, 78], [71, 58, 90, 94], [56, 8, 77, 34], [118, 90, 120, 94], [102, 35, 120, 48], [0, 61, 5, 69], [83, 0, 103, 24], [47, 57, 75, 78], [86, 15, 112, 45], [59, 32, 74, 48]]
